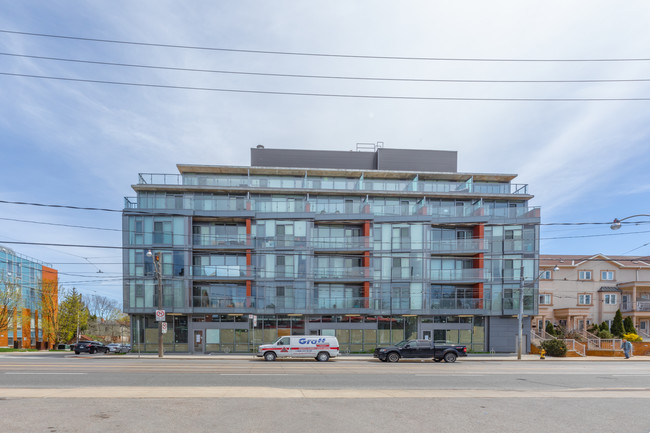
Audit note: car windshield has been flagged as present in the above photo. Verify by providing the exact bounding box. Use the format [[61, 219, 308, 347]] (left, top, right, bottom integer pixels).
[[394, 340, 411, 348]]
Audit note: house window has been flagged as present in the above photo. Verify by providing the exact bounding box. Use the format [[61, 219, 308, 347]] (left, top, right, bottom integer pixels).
[[539, 294, 552, 305], [539, 271, 552, 280], [601, 271, 614, 281], [604, 294, 617, 305], [578, 271, 592, 280], [578, 294, 592, 305]]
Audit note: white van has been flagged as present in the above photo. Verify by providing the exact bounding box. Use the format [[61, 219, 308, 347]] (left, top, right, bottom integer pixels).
[[257, 335, 339, 362]]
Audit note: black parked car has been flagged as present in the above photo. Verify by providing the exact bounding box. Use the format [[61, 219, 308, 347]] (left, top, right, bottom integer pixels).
[[373, 339, 467, 363], [74, 341, 109, 355]]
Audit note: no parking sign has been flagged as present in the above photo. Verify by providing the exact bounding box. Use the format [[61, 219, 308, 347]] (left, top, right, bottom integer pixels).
[[161, 322, 168, 334], [155, 310, 165, 321]]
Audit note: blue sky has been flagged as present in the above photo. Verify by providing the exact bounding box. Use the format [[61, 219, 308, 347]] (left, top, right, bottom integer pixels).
[[1, 1, 650, 304]]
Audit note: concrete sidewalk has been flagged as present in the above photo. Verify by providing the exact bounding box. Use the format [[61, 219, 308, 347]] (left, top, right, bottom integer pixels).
[[4, 351, 647, 361]]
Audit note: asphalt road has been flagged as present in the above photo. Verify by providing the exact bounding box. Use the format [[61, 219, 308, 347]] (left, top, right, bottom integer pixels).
[[1, 352, 649, 433]]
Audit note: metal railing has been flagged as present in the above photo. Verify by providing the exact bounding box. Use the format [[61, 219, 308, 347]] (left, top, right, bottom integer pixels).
[[621, 301, 650, 312], [430, 239, 486, 253], [430, 268, 485, 281], [137, 172, 531, 195], [562, 339, 586, 357]]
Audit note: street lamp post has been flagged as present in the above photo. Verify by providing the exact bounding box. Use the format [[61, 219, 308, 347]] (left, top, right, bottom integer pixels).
[[517, 265, 560, 360], [147, 250, 164, 358]]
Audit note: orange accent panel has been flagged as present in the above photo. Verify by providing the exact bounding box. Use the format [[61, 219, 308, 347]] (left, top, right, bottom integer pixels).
[[363, 282, 370, 309], [474, 283, 484, 309], [41, 266, 59, 346], [246, 280, 252, 298], [22, 308, 31, 348]]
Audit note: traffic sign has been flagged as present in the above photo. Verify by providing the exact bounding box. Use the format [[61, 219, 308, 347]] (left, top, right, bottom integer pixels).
[[161, 322, 168, 334], [155, 310, 165, 321]]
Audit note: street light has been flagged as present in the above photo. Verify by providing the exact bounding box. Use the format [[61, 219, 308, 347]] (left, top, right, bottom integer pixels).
[[146, 250, 164, 358], [611, 214, 650, 230], [517, 264, 560, 360]]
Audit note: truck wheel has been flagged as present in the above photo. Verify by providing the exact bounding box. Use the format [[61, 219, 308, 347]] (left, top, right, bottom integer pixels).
[[264, 351, 277, 361], [443, 352, 457, 363], [316, 352, 330, 362], [387, 352, 400, 363], [75, 351, 80, 355]]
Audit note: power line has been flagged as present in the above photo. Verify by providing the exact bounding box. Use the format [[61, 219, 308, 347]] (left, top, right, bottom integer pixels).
[[5, 52, 650, 84], [4, 71, 650, 102], [0, 216, 121, 232], [3, 29, 650, 62], [0, 198, 121, 213]]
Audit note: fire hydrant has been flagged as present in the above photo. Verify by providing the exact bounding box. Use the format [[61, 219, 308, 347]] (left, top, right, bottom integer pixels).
[[540, 348, 546, 359]]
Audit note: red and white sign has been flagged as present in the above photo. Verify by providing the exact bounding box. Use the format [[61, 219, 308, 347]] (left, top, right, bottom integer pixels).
[[155, 310, 165, 321], [161, 322, 168, 334]]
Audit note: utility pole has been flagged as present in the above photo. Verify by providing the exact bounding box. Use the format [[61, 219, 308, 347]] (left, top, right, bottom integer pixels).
[[155, 254, 163, 358], [517, 278, 524, 360]]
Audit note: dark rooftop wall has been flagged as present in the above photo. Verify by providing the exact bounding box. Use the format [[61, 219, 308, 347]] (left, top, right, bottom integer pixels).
[[251, 148, 457, 172], [377, 149, 457, 172]]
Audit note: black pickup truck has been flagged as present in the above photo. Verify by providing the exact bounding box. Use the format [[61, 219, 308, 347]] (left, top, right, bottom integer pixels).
[[373, 339, 467, 363]]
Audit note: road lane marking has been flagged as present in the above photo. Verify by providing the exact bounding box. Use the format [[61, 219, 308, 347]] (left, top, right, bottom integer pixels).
[[222, 373, 292, 375], [5, 372, 87, 375], [1, 386, 650, 399]]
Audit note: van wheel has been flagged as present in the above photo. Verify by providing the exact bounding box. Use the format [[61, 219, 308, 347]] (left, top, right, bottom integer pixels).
[[316, 352, 330, 362], [387, 352, 400, 363], [443, 352, 457, 363], [264, 351, 277, 361]]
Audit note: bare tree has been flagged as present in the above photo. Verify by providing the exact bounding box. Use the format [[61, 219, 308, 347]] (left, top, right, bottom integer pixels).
[[86, 294, 120, 321], [0, 276, 21, 335]]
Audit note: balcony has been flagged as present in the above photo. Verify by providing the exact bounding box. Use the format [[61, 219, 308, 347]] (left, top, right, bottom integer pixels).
[[313, 266, 370, 281], [124, 193, 539, 223], [193, 234, 249, 249], [183, 295, 492, 314], [312, 236, 370, 251], [430, 239, 487, 254], [137, 172, 530, 196], [191, 265, 250, 279], [256, 236, 307, 249], [429, 268, 485, 282], [621, 301, 650, 312]]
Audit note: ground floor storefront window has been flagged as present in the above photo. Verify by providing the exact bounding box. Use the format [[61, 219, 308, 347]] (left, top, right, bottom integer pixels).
[[131, 314, 486, 353]]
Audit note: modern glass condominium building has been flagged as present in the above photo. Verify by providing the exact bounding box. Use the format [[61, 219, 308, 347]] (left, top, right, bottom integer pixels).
[[0, 246, 58, 349], [123, 147, 540, 353]]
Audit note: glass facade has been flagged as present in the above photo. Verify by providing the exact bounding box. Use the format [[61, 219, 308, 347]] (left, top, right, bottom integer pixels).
[[124, 157, 540, 354], [0, 246, 57, 348]]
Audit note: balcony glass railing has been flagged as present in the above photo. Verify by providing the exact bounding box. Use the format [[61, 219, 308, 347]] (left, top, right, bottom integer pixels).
[[192, 265, 249, 278], [193, 234, 249, 247], [256, 236, 307, 249], [186, 295, 491, 312], [312, 237, 370, 250], [138, 172, 529, 195], [430, 239, 486, 252], [124, 195, 540, 221], [430, 269, 485, 281], [314, 266, 369, 279]]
